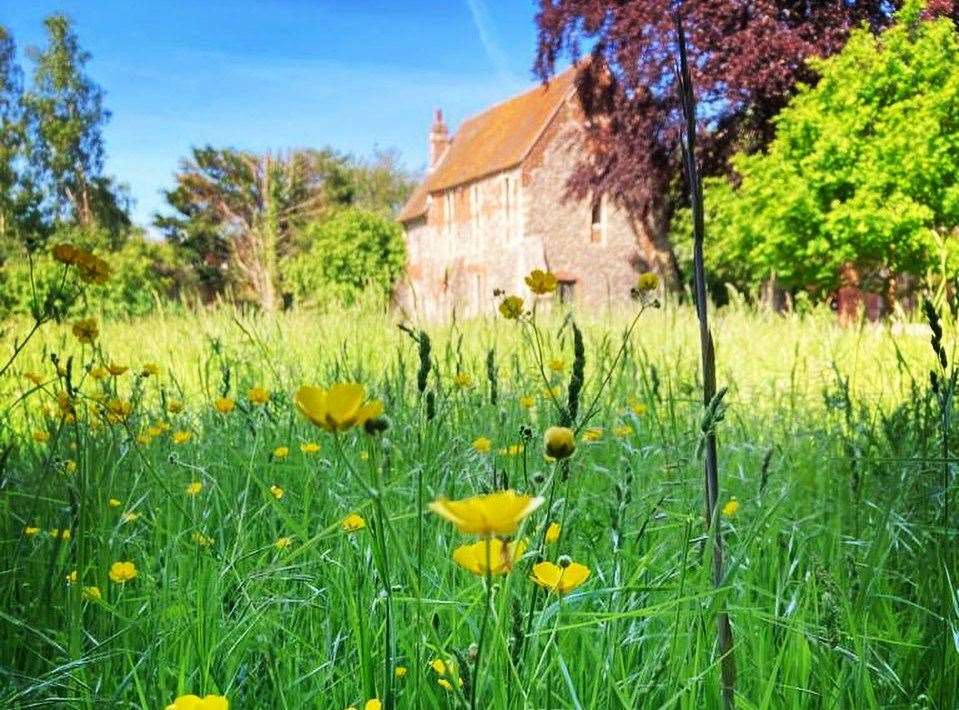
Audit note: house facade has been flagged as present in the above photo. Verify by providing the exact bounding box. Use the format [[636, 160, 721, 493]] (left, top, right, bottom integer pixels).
[[396, 66, 654, 321]]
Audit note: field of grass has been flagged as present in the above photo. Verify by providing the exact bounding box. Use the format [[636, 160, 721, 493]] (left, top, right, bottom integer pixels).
[[1, 301, 957, 709]]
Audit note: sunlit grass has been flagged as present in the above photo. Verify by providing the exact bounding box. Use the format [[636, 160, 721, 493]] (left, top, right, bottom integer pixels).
[[0, 302, 955, 708]]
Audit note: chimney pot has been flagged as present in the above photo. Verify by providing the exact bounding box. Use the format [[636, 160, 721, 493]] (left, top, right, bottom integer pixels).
[[428, 108, 450, 172]]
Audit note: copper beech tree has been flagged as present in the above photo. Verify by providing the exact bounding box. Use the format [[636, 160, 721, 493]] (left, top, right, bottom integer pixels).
[[533, 0, 957, 286]]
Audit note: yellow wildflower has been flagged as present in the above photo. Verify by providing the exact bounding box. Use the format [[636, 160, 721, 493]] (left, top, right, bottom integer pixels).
[[192, 532, 214, 547], [531, 559, 590, 594], [636, 271, 660, 291], [547, 358, 566, 373], [214, 397, 235, 414], [24, 526, 40, 537], [453, 372, 473, 388], [629, 400, 648, 416], [394, 666, 407, 678], [52, 242, 81, 265], [107, 363, 128, 377], [613, 424, 633, 438], [341, 513, 366, 532], [582, 427, 603, 442], [89, 366, 109, 380], [23, 371, 44, 386], [82, 585, 101, 601], [164, 694, 229, 710], [64, 459, 77, 474], [121, 511, 141, 524], [525, 268, 558, 294], [544, 426, 575, 459], [295, 383, 384, 433], [105, 399, 133, 423], [32, 431, 50, 443], [185, 481, 203, 496], [74, 250, 111, 284], [300, 441, 321, 454], [364, 701, 381, 710], [430, 490, 543, 536], [248, 386, 270, 405], [545, 522, 561, 544], [275, 536, 293, 550], [172, 430, 192, 445], [472, 436, 492, 454], [519, 395, 535, 409], [499, 295, 524, 319], [269, 484, 284, 500], [501, 444, 524, 456], [452, 538, 527, 576], [66, 570, 77, 584], [272, 446, 290, 459], [141, 362, 160, 376], [722, 498, 740, 518], [72, 317, 99, 344], [108, 498, 122, 508], [108, 561, 137, 584], [167, 400, 184, 414]]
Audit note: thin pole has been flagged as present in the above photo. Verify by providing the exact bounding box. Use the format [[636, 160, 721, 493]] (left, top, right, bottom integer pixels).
[[674, 14, 737, 708]]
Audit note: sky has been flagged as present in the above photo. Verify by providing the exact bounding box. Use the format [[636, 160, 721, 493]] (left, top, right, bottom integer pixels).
[[2, 0, 549, 232]]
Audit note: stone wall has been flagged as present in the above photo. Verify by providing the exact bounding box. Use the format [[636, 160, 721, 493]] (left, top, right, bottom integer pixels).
[[522, 98, 649, 310], [395, 166, 525, 321]]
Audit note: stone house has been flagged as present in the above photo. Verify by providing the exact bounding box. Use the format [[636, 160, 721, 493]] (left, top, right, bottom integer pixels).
[[395, 65, 656, 321]]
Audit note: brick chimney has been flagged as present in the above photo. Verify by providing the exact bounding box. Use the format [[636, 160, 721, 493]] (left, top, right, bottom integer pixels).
[[428, 109, 450, 172]]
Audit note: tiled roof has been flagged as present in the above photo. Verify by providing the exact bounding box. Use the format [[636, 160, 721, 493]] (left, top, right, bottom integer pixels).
[[398, 65, 578, 223]]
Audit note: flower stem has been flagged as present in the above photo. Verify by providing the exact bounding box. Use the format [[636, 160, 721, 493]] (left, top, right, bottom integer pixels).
[[471, 542, 494, 710]]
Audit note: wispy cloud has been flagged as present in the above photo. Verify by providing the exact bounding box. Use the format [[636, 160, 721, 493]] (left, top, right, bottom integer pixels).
[[465, 0, 517, 84]]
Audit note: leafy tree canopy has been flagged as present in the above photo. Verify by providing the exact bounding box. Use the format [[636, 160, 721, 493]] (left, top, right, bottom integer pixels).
[[674, 5, 959, 297], [534, 0, 957, 282], [282, 208, 406, 308]]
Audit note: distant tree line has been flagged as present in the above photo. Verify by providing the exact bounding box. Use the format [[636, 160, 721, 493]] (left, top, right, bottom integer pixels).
[[0, 14, 414, 319]]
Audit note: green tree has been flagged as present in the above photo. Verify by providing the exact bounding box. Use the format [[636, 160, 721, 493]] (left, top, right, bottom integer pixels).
[[22, 14, 128, 242], [0, 25, 46, 258], [157, 146, 412, 309], [348, 148, 415, 216], [156, 147, 345, 310], [283, 208, 405, 307], [678, 5, 959, 300]]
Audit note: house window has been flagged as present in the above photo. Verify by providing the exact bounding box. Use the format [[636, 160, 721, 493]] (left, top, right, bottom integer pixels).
[[471, 184, 480, 230], [445, 192, 454, 237], [590, 198, 604, 243], [474, 273, 484, 312], [503, 177, 512, 240], [558, 280, 576, 304]]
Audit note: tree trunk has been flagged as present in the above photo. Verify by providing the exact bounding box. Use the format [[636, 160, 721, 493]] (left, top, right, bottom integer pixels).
[[634, 194, 682, 290]]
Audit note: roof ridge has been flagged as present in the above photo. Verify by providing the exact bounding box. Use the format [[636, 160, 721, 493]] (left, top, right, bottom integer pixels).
[[398, 63, 580, 223]]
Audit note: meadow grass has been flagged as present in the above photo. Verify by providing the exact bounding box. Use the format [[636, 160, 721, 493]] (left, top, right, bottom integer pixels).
[[0, 302, 956, 708]]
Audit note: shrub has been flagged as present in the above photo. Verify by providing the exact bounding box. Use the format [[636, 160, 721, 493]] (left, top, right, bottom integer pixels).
[[283, 208, 406, 308]]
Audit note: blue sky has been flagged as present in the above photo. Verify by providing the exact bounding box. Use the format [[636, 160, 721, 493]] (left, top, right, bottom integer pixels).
[[2, 1, 548, 231]]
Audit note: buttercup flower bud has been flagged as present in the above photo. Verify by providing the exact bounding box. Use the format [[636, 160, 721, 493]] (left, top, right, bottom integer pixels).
[[543, 426, 576, 460]]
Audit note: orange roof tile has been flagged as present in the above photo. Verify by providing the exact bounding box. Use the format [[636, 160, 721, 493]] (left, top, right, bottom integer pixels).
[[398, 65, 578, 223]]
